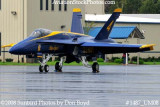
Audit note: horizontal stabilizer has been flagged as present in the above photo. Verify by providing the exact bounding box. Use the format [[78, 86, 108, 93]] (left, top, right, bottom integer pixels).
[[140, 44, 155, 50]]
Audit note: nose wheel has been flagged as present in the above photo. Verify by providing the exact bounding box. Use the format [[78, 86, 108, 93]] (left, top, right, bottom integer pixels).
[[39, 65, 49, 72], [39, 65, 44, 72], [39, 54, 52, 73], [44, 65, 49, 72]]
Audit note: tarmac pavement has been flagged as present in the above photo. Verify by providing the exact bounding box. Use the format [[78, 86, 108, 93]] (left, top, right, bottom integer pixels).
[[0, 65, 160, 107]]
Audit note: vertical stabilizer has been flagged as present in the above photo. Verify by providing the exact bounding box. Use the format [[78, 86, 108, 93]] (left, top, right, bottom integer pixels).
[[71, 8, 84, 34], [95, 8, 122, 40]]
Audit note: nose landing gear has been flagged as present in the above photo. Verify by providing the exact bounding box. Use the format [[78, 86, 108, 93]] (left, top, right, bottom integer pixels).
[[44, 65, 49, 72], [39, 65, 44, 72], [39, 54, 64, 73], [39, 54, 52, 73]]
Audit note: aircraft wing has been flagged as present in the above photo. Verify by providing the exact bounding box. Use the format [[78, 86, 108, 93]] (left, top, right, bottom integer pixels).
[[81, 42, 155, 54], [37, 40, 155, 54], [37, 40, 84, 45]]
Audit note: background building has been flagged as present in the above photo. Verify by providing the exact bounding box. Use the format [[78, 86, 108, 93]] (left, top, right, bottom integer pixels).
[[0, 0, 160, 62], [0, 0, 105, 62]]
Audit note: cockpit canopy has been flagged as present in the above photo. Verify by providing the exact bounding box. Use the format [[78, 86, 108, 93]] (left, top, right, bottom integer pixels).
[[28, 28, 85, 40], [29, 28, 52, 38]]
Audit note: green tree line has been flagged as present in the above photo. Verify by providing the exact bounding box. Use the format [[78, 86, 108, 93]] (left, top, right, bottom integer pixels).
[[105, 0, 160, 14]]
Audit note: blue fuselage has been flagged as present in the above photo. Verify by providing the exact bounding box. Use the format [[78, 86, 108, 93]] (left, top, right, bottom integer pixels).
[[9, 30, 115, 56]]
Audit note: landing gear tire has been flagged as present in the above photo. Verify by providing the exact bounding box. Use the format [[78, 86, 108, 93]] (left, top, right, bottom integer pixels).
[[92, 62, 100, 73], [55, 62, 62, 72], [44, 65, 49, 72], [39, 65, 44, 72]]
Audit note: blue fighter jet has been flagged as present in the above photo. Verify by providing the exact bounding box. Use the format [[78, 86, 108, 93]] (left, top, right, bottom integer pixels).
[[9, 8, 155, 73]]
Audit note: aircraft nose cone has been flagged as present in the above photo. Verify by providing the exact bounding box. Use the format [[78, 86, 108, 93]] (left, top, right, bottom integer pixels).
[[9, 46, 21, 54], [9, 48, 13, 53]]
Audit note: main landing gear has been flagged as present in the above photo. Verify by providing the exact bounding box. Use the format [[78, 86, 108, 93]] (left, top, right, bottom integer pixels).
[[39, 54, 99, 73], [55, 57, 64, 72], [80, 56, 100, 73], [92, 62, 100, 73]]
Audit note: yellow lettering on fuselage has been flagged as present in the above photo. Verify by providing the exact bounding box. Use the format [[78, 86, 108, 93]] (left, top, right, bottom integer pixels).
[[38, 45, 41, 52], [49, 46, 59, 51]]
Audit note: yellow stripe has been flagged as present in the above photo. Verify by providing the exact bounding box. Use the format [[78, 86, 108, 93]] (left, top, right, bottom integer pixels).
[[114, 8, 122, 13], [30, 31, 89, 41], [73, 8, 81, 12], [140, 44, 156, 50], [2, 43, 16, 48]]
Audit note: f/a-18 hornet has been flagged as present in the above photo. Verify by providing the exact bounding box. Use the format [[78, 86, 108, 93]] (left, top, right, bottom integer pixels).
[[9, 8, 155, 73]]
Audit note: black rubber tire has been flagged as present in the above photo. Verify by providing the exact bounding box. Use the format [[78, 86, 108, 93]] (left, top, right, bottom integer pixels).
[[39, 65, 44, 72], [55, 62, 62, 72], [92, 62, 100, 73], [44, 65, 49, 72]]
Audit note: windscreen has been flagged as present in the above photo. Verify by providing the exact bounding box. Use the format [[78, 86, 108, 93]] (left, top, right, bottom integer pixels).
[[29, 29, 52, 38]]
